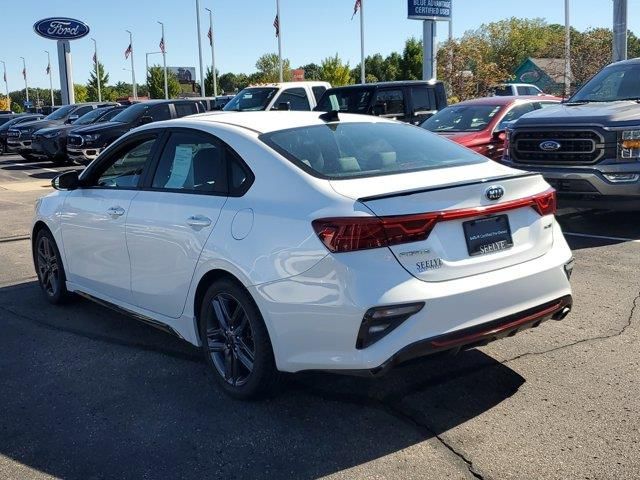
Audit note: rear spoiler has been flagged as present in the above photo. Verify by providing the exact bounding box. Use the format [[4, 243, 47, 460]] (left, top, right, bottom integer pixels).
[[357, 172, 541, 202]]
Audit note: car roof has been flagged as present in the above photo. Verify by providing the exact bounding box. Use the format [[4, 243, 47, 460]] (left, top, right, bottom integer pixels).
[[243, 81, 330, 89], [166, 111, 394, 135], [451, 96, 559, 107], [326, 80, 443, 90]]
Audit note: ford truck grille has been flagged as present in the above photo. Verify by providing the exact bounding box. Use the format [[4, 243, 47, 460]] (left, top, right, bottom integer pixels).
[[512, 130, 605, 164]]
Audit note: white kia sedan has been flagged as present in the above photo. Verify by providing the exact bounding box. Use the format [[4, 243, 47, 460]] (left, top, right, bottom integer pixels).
[[32, 111, 573, 399]]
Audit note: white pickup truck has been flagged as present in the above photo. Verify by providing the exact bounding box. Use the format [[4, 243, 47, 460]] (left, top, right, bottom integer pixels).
[[223, 81, 331, 112]]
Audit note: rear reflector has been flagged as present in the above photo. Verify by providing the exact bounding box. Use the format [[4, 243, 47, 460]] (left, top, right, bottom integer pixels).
[[313, 188, 556, 253]]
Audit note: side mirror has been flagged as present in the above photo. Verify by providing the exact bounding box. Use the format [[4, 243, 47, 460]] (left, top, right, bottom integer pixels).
[[275, 102, 291, 111], [372, 102, 387, 116], [139, 115, 153, 125], [52, 170, 80, 191], [492, 130, 506, 142], [66, 115, 79, 124]]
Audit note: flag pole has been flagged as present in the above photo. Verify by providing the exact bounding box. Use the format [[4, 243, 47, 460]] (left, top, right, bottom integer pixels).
[[0, 61, 9, 109], [206, 7, 217, 97], [45, 50, 54, 107], [158, 21, 168, 99], [360, 0, 365, 84], [126, 30, 138, 99], [564, 0, 571, 98], [196, 0, 205, 96], [20, 57, 28, 104], [276, 0, 283, 82], [91, 39, 101, 102]]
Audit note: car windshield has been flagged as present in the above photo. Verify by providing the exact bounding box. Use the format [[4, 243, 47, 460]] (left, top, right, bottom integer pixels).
[[316, 88, 374, 113], [570, 63, 640, 102], [223, 88, 278, 111], [421, 105, 502, 132], [110, 103, 149, 123], [73, 108, 109, 125], [45, 105, 76, 120], [260, 122, 485, 179]]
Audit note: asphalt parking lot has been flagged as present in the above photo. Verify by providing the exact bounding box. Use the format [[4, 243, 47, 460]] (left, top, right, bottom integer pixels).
[[0, 153, 638, 480]]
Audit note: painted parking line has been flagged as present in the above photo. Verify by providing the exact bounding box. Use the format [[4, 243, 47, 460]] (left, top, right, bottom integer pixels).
[[563, 231, 640, 243], [5, 163, 60, 173]]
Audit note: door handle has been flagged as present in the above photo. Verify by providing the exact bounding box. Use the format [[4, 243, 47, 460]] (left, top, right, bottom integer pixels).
[[107, 206, 125, 217], [186, 215, 212, 228]]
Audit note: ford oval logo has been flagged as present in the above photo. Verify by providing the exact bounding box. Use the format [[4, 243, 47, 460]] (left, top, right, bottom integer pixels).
[[485, 185, 505, 201], [34, 18, 90, 40], [539, 140, 562, 151]]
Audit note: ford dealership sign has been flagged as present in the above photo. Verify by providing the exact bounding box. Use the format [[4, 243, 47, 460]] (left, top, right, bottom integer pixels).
[[34, 18, 90, 40]]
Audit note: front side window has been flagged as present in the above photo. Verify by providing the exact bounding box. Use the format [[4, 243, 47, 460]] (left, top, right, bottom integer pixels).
[[422, 105, 501, 132], [275, 88, 311, 111], [148, 104, 171, 121], [316, 88, 373, 113], [175, 103, 198, 118], [492, 85, 512, 96], [111, 103, 149, 123], [312, 86, 327, 103], [94, 138, 156, 188], [261, 122, 485, 179], [223, 88, 278, 111], [73, 108, 108, 125], [374, 89, 405, 115], [73, 106, 94, 118], [45, 105, 75, 120], [152, 131, 227, 194], [99, 107, 125, 121]]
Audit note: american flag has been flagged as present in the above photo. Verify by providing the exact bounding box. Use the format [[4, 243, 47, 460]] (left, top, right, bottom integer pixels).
[[159, 36, 165, 53], [46, 63, 50, 75], [93, 53, 97, 64], [124, 43, 132, 59], [22, 67, 26, 80], [352, 0, 361, 19], [273, 14, 279, 38], [207, 26, 212, 46], [3, 71, 6, 83]]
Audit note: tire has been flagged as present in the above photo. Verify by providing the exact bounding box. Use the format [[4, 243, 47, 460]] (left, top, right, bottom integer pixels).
[[34, 229, 70, 304], [199, 278, 280, 400]]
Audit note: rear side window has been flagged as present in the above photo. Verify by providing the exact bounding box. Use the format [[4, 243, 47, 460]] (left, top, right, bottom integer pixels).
[[276, 88, 311, 111], [411, 87, 436, 112], [374, 89, 404, 115], [152, 131, 227, 194], [261, 122, 484, 179], [175, 103, 198, 118], [312, 86, 327, 103], [148, 104, 171, 122]]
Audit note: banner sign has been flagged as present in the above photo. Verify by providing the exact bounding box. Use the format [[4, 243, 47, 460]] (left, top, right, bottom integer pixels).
[[168, 67, 196, 84], [408, 0, 452, 21]]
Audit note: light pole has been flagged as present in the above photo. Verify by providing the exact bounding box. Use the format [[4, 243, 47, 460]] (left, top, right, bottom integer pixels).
[[145, 51, 162, 98], [20, 57, 29, 105], [205, 7, 217, 97], [195, 0, 205, 96], [158, 21, 168, 99], [91, 38, 101, 102], [125, 30, 138, 99], [44, 51, 54, 107], [564, 0, 571, 98], [0, 61, 9, 110], [276, 0, 283, 82]]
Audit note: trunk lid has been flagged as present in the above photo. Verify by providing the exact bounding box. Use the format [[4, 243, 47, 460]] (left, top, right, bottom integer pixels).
[[329, 164, 555, 282]]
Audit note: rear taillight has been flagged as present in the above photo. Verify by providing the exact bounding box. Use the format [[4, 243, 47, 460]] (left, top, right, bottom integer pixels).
[[313, 188, 557, 253]]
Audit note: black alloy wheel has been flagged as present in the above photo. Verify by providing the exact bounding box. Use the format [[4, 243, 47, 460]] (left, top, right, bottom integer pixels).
[[35, 229, 69, 304], [199, 279, 279, 399]]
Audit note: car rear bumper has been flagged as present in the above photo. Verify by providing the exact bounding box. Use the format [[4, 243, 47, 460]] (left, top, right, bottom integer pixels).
[[250, 221, 573, 373], [67, 147, 102, 164]]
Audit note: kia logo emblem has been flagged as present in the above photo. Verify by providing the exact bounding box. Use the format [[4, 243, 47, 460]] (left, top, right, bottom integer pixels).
[[34, 18, 90, 40], [485, 185, 505, 201], [539, 140, 561, 151]]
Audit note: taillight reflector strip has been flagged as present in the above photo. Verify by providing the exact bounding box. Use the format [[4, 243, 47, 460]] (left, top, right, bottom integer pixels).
[[313, 189, 556, 253]]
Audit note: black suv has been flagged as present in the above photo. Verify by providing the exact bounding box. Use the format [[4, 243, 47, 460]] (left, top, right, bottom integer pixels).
[[502, 58, 640, 210], [67, 99, 204, 164], [7, 103, 117, 160], [315, 80, 448, 124], [0, 114, 45, 155], [31, 105, 126, 164]]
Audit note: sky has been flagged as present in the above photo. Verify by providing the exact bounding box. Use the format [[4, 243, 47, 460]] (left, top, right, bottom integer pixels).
[[0, 0, 638, 92]]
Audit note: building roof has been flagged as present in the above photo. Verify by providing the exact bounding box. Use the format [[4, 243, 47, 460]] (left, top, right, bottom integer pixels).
[[527, 58, 569, 84]]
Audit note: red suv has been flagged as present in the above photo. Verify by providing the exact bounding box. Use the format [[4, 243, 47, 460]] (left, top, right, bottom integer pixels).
[[421, 96, 561, 161]]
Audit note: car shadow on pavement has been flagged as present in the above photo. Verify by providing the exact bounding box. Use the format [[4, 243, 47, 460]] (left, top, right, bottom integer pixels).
[[557, 209, 640, 250], [0, 282, 524, 480]]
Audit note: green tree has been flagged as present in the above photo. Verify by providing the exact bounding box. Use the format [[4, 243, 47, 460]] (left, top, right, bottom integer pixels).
[[74, 84, 88, 102], [86, 61, 109, 101], [299, 63, 322, 81], [147, 66, 181, 99], [401, 37, 423, 80], [255, 53, 292, 83], [320, 54, 353, 86], [204, 67, 221, 96]]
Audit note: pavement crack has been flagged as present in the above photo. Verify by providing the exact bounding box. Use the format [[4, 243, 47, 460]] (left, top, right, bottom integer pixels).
[[504, 289, 640, 364]]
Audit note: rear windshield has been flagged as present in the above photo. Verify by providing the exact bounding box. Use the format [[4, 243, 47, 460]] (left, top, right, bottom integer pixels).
[[421, 105, 502, 132], [260, 122, 485, 179], [316, 88, 373, 113]]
